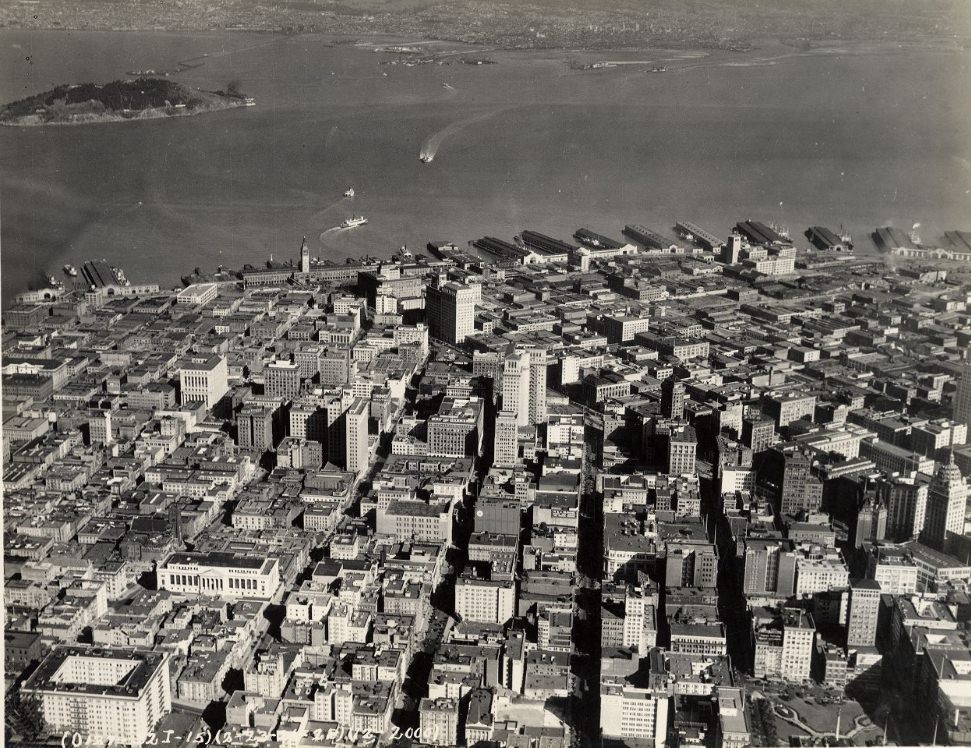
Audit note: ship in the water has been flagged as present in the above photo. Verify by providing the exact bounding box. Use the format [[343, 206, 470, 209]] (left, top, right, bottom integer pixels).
[[340, 216, 368, 229], [63, 264, 78, 277], [839, 225, 853, 246], [420, 154, 433, 164], [111, 266, 131, 286], [343, 187, 355, 198], [909, 222, 923, 246]]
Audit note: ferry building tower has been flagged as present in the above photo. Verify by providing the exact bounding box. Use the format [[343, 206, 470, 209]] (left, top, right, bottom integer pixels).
[[299, 236, 310, 274]]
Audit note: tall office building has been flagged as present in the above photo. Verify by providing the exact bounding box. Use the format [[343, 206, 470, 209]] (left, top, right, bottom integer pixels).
[[720, 233, 743, 264], [426, 280, 478, 344], [780, 608, 815, 682], [762, 444, 823, 516], [742, 415, 775, 453], [922, 457, 968, 550], [494, 410, 519, 467], [498, 346, 547, 427], [237, 405, 275, 450], [455, 573, 516, 625], [427, 396, 484, 458], [324, 393, 348, 466], [879, 474, 929, 542], [855, 499, 887, 548], [525, 347, 548, 424], [290, 398, 328, 443], [661, 377, 686, 420], [320, 347, 354, 387], [179, 355, 229, 410], [265, 360, 301, 400], [846, 578, 881, 648], [345, 397, 370, 477], [956, 360, 971, 432], [88, 410, 113, 446], [501, 351, 532, 427], [743, 538, 797, 597], [667, 424, 698, 476], [472, 350, 504, 385], [293, 344, 322, 380]]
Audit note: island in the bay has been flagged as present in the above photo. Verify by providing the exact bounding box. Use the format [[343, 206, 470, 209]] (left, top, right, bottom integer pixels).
[[0, 77, 253, 126]]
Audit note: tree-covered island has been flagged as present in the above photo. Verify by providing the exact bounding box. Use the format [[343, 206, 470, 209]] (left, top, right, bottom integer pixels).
[[0, 78, 252, 126]]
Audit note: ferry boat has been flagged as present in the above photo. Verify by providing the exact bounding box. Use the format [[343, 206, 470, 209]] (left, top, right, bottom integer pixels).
[[63, 264, 78, 277], [343, 188, 355, 198], [340, 216, 368, 229], [111, 266, 131, 285], [420, 154, 434, 164], [838, 225, 853, 247], [910, 223, 923, 246]]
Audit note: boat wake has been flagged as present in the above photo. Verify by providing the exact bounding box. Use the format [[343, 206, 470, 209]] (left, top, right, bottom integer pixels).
[[418, 108, 507, 164]]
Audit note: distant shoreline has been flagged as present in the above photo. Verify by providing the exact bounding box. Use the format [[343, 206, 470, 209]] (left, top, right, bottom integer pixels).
[[0, 9, 968, 55]]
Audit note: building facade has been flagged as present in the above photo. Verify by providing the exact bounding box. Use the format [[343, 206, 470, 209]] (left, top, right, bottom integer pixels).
[[923, 458, 968, 550], [22, 647, 171, 748], [157, 552, 281, 601], [179, 356, 229, 410], [847, 578, 881, 647], [345, 397, 370, 477], [426, 281, 478, 344]]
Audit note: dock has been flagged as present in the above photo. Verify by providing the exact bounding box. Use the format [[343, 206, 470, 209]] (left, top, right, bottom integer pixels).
[[805, 226, 850, 251], [519, 231, 577, 260], [574, 228, 624, 250], [472, 236, 531, 266], [734, 220, 790, 246], [872, 226, 917, 252], [943, 231, 971, 253], [623, 224, 678, 250], [81, 260, 116, 289], [675, 221, 724, 252]]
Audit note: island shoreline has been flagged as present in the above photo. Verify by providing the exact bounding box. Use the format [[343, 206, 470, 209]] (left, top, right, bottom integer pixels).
[[0, 97, 249, 127], [0, 77, 252, 127]]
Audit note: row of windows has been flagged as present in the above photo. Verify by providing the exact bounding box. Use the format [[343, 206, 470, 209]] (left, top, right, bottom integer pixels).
[[167, 572, 265, 590]]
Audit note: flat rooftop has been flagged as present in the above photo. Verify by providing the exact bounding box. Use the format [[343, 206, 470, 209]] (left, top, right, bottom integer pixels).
[[165, 551, 269, 570], [23, 646, 166, 699]]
